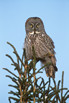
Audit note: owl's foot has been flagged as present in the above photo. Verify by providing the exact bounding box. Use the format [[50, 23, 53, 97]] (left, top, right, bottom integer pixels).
[[48, 53, 54, 57]]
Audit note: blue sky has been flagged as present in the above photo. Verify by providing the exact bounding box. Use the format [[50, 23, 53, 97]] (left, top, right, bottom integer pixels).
[[0, 0, 69, 102]]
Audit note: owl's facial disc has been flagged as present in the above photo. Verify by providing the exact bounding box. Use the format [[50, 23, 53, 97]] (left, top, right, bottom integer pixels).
[[29, 23, 41, 35], [25, 17, 45, 35]]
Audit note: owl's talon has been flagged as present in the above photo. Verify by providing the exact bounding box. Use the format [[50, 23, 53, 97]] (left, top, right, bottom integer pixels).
[[49, 53, 54, 57], [45, 53, 54, 57]]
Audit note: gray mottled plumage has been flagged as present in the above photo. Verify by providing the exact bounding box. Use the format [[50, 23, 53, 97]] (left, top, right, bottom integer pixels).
[[24, 17, 58, 78]]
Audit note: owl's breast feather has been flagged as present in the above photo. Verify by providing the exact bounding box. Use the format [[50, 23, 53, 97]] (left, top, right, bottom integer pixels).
[[28, 34, 38, 44]]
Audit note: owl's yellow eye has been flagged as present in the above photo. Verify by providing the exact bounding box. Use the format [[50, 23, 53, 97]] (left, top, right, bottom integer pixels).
[[36, 25, 39, 28], [36, 24, 39, 28], [30, 24, 33, 28]]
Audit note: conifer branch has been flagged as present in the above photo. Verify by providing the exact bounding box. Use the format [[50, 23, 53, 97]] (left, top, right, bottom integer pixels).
[[3, 42, 69, 103]]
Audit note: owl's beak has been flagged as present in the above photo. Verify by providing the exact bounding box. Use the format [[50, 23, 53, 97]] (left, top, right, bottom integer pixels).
[[30, 27, 36, 34], [29, 26, 40, 35], [34, 28, 36, 34], [34, 27, 40, 34]]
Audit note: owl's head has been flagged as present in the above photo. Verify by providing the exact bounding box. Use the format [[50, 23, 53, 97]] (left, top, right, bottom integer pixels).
[[25, 17, 45, 35]]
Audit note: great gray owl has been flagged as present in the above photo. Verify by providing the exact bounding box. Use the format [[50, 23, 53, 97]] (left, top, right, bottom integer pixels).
[[24, 17, 58, 78]]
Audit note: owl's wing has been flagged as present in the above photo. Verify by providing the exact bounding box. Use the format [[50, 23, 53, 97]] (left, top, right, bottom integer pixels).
[[34, 33, 55, 60], [37, 33, 55, 55], [44, 33, 55, 54]]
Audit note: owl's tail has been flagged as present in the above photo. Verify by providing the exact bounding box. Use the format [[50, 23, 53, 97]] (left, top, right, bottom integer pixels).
[[41, 56, 58, 78], [45, 65, 57, 78]]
